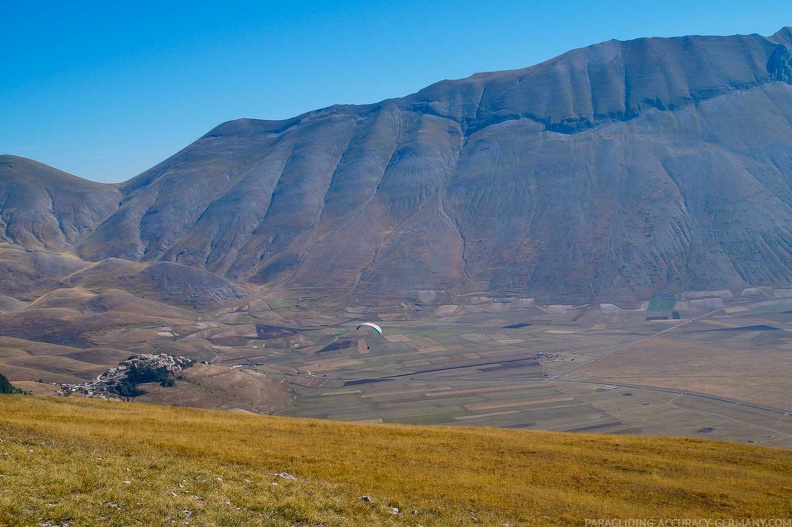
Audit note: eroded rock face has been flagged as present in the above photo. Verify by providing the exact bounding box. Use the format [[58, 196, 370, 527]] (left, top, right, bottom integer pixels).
[[5, 29, 792, 303]]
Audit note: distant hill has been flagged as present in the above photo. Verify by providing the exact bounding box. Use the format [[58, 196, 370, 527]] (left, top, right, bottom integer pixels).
[[0, 155, 121, 252], [2, 28, 792, 304]]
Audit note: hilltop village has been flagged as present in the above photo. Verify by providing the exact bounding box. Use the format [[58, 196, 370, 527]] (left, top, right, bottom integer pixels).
[[58, 353, 196, 399]]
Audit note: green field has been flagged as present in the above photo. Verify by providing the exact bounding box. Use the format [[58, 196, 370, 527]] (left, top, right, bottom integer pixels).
[[647, 292, 677, 312]]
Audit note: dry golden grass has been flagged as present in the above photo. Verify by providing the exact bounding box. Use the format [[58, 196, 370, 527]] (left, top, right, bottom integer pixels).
[[0, 395, 790, 526]]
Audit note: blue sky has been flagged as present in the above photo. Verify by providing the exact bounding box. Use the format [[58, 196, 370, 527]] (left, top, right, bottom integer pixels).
[[2, 0, 791, 183]]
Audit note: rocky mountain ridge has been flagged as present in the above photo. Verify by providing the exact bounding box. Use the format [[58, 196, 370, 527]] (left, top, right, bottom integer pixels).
[[2, 27, 792, 305]]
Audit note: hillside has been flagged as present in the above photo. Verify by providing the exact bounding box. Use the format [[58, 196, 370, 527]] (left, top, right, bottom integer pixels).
[[0, 396, 789, 526], [1, 28, 792, 304], [0, 156, 121, 253]]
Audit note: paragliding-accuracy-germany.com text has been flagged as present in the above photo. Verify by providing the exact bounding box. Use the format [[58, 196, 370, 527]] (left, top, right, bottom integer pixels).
[[585, 520, 791, 527]]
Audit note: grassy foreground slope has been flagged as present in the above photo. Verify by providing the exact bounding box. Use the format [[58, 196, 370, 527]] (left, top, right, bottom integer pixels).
[[0, 397, 789, 526]]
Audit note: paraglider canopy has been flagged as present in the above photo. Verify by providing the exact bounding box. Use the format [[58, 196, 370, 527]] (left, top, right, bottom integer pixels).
[[356, 322, 383, 336]]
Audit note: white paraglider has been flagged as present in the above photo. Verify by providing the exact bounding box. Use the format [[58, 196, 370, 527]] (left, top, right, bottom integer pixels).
[[356, 322, 383, 336]]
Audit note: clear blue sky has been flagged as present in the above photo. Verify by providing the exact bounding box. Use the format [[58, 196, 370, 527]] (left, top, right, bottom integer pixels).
[[2, 0, 791, 183]]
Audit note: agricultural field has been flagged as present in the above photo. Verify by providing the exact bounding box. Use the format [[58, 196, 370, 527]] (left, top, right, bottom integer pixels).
[[232, 296, 792, 447], [2, 289, 791, 447]]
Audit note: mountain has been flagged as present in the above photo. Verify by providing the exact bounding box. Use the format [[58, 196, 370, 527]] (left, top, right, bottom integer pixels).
[[4, 28, 792, 304], [0, 156, 121, 252]]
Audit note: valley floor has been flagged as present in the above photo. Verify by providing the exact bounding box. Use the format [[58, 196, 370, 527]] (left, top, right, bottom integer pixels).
[[2, 283, 791, 448]]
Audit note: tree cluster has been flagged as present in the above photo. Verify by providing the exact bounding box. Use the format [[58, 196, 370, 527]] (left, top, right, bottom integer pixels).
[[0, 372, 22, 394], [107, 364, 175, 398]]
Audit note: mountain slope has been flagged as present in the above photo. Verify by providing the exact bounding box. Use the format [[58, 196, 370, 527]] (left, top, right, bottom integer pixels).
[[7, 29, 792, 303], [0, 156, 121, 252], [0, 396, 789, 526]]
